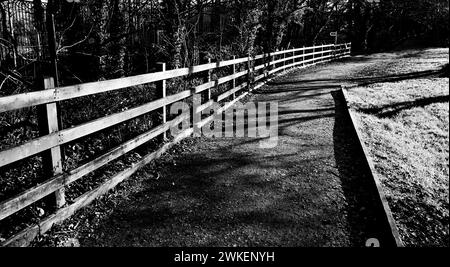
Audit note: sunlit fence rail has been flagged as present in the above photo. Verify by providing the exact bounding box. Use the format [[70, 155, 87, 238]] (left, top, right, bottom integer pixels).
[[0, 42, 351, 246]]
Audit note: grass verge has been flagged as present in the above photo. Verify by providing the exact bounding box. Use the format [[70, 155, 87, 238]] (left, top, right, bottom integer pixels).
[[346, 78, 449, 247]]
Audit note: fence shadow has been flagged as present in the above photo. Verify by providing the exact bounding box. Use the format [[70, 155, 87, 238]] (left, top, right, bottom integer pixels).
[[77, 142, 353, 247], [356, 95, 449, 118], [266, 69, 444, 87]]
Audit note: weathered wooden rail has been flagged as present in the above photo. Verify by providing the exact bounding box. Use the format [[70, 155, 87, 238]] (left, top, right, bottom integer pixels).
[[0, 43, 351, 246]]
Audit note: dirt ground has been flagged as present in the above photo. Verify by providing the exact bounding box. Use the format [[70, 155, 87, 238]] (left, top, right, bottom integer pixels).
[[33, 48, 448, 247]]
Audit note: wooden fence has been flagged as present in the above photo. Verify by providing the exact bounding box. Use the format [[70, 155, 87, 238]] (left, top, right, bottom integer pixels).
[[0, 42, 351, 246]]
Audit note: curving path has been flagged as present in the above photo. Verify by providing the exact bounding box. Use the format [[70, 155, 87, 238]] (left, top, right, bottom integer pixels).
[[69, 55, 410, 247]]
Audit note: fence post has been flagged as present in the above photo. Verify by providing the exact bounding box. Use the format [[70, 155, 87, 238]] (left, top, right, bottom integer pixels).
[[273, 49, 278, 71], [207, 58, 212, 100], [293, 49, 295, 66], [156, 62, 167, 140], [268, 52, 272, 75], [302, 46, 305, 66], [292, 49, 295, 65], [333, 43, 336, 59], [252, 55, 256, 84], [43, 77, 65, 209], [321, 44, 324, 63], [270, 52, 274, 71], [247, 54, 252, 92], [232, 56, 236, 100]]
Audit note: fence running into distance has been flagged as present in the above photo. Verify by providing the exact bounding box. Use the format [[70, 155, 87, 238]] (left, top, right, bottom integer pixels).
[[0, 42, 351, 246]]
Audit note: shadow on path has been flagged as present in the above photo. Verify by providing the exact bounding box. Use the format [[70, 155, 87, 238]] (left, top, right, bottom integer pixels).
[[74, 56, 412, 247], [267, 69, 444, 87]]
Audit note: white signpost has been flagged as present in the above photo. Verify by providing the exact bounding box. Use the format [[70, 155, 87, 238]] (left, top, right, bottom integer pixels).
[[330, 31, 338, 44]]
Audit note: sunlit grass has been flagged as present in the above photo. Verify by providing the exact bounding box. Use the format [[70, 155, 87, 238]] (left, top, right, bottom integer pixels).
[[347, 78, 449, 247]]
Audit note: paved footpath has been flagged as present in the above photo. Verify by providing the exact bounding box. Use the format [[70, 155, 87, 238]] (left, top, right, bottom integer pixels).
[[80, 57, 393, 247]]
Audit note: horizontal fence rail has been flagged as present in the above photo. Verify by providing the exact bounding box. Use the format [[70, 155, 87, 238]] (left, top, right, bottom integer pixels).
[[0, 42, 351, 246]]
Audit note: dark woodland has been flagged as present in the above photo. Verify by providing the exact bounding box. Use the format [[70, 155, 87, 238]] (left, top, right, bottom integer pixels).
[[0, 0, 448, 85]]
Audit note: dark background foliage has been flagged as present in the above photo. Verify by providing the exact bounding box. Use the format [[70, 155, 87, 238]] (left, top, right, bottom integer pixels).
[[0, 0, 448, 86]]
